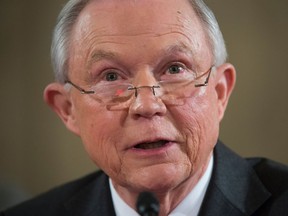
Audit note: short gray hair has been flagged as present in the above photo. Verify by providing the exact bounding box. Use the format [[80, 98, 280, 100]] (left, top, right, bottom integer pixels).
[[51, 0, 227, 83]]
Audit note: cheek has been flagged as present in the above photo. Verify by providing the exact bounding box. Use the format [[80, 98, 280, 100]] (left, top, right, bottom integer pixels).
[[172, 91, 219, 168], [74, 102, 124, 174]]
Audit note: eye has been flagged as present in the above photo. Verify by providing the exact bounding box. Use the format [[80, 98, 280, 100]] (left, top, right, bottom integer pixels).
[[105, 72, 119, 81], [167, 64, 185, 75]]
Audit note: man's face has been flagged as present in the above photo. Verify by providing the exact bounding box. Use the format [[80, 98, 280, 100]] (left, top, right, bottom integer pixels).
[[66, 0, 223, 192]]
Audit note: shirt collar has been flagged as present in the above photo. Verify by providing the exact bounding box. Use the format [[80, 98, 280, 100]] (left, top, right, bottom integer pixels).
[[110, 156, 213, 216]]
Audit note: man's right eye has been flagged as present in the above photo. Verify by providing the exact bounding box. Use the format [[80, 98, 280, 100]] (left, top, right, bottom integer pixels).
[[168, 64, 184, 74], [105, 72, 118, 81]]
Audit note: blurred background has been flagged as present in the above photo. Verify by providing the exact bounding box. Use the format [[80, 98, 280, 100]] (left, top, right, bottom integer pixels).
[[0, 0, 287, 210]]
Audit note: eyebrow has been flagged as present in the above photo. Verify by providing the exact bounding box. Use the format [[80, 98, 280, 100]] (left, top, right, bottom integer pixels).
[[87, 49, 117, 67], [164, 42, 195, 57]]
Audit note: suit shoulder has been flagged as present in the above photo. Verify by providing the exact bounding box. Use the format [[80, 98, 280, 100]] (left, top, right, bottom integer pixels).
[[245, 158, 288, 215], [1, 170, 107, 216], [247, 157, 288, 194]]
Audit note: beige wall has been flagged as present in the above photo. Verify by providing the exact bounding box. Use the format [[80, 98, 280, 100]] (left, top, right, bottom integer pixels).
[[0, 0, 287, 197]]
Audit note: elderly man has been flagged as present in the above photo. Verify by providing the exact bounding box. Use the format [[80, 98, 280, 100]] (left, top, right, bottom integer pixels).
[[2, 0, 288, 215]]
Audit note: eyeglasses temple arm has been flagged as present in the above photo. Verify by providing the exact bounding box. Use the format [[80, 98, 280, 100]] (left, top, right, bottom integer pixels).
[[65, 80, 95, 94], [194, 67, 213, 87]]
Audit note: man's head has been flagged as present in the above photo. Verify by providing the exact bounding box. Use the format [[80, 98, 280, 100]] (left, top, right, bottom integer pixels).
[[51, 0, 227, 83], [44, 0, 235, 203]]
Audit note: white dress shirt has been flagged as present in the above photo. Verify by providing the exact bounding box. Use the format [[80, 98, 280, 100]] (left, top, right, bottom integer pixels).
[[109, 156, 213, 216]]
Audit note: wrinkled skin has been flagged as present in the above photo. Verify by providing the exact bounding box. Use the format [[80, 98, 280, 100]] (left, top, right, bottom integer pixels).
[[44, 0, 236, 215]]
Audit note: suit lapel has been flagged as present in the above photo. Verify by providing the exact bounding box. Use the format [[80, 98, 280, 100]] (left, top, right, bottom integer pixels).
[[64, 172, 116, 216], [199, 141, 271, 216]]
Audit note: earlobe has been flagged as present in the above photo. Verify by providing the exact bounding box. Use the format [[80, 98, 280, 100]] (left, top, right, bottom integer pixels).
[[215, 63, 236, 121], [43, 83, 80, 135]]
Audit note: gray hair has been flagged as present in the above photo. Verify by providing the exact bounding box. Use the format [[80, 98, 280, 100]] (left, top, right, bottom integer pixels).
[[51, 0, 227, 83]]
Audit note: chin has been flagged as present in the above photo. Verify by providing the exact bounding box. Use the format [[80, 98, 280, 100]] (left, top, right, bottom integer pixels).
[[125, 163, 191, 193]]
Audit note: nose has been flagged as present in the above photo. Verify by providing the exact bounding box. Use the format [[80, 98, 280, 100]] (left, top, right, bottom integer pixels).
[[128, 85, 167, 119]]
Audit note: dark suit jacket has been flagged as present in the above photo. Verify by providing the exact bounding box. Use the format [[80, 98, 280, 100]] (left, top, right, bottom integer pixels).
[[1, 141, 288, 216]]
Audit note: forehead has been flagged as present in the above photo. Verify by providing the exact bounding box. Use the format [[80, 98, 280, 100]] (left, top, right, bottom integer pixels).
[[69, 0, 212, 73], [79, 0, 195, 30], [72, 0, 207, 41]]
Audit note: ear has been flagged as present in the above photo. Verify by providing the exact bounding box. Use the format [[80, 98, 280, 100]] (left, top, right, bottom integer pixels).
[[214, 63, 236, 121], [43, 83, 80, 136]]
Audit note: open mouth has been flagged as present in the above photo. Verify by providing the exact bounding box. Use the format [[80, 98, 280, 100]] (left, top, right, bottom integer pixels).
[[133, 140, 169, 150]]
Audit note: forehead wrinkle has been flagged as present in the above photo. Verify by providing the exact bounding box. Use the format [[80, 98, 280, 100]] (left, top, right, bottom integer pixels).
[[85, 30, 179, 38], [81, 29, 194, 65], [79, 12, 190, 39]]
